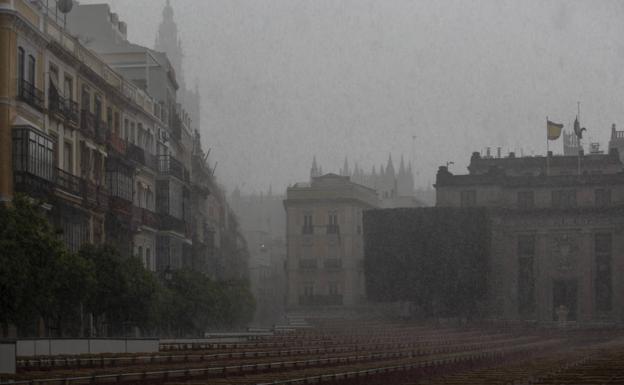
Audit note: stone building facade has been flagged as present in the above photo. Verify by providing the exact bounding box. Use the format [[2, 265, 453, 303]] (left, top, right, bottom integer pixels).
[[0, 1, 247, 281], [284, 174, 379, 308], [435, 149, 624, 323]]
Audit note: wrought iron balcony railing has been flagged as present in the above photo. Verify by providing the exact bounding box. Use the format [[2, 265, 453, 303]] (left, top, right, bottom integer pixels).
[[18, 78, 44, 111], [158, 155, 187, 182], [56, 167, 83, 197], [48, 90, 64, 117], [13, 171, 54, 198], [159, 213, 187, 235], [133, 206, 160, 229], [106, 131, 127, 155], [127, 142, 145, 165], [48, 92, 78, 125], [80, 109, 96, 138]]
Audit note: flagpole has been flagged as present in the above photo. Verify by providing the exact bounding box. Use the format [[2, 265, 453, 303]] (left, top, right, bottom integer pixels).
[[577, 102, 581, 176], [546, 117, 550, 176]]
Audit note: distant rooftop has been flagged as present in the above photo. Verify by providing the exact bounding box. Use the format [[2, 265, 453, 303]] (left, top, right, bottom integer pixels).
[[467, 149, 622, 177], [287, 173, 379, 207]]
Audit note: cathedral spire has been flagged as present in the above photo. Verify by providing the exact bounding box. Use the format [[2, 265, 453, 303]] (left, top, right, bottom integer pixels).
[[399, 155, 406, 176], [310, 156, 319, 179], [342, 157, 349, 176], [386, 153, 395, 176]]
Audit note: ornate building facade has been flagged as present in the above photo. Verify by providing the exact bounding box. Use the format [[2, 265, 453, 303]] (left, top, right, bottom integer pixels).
[[435, 145, 624, 323]]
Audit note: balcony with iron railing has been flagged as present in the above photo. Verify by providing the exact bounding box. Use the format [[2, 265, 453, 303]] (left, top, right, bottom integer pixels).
[[80, 109, 96, 138], [159, 213, 187, 235], [66, 100, 79, 126], [48, 91, 79, 125], [127, 142, 145, 166], [13, 171, 55, 198], [56, 167, 83, 197], [132, 206, 160, 229], [158, 155, 188, 182], [18, 78, 44, 111], [84, 181, 109, 211], [109, 195, 133, 216], [106, 131, 127, 155], [48, 91, 64, 118]]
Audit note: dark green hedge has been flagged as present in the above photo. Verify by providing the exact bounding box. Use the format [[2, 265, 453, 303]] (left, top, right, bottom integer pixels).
[[363, 207, 490, 318]]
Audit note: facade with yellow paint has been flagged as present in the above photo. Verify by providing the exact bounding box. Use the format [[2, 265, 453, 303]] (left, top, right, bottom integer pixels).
[[0, 1, 187, 270]]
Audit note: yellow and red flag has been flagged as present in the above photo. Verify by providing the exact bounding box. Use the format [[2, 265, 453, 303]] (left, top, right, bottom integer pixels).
[[547, 120, 564, 140]]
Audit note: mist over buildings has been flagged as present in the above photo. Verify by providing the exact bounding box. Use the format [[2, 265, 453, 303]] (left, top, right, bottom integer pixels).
[[81, 0, 624, 193]]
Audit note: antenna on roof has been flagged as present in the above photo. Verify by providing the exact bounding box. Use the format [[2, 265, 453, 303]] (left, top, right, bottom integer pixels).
[[577, 101, 581, 119]]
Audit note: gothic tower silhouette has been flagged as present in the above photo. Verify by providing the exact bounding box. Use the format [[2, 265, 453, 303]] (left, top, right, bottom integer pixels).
[[155, 0, 201, 130], [310, 154, 414, 199]]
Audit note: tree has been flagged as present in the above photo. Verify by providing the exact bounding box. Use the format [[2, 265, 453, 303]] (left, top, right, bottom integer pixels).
[[80, 245, 158, 336], [47, 251, 96, 336], [158, 269, 221, 336], [216, 280, 255, 330], [0, 195, 76, 335]]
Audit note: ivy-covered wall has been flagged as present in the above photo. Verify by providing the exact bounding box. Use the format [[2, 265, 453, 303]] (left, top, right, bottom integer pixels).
[[363, 207, 490, 318]]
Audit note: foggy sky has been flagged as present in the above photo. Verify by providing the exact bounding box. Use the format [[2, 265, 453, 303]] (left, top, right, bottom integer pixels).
[[81, 0, 624, 193]]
